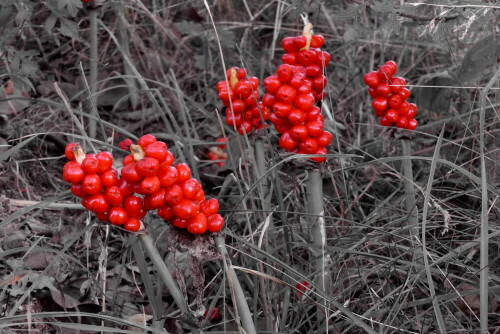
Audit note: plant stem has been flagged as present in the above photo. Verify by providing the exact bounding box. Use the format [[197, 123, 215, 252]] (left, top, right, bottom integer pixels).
[[139, 233, 188, 315], [88, 8, 98, 139], [214, 235, 257, 334], [401, 139, 419, 242], [254, 139, 273, 331], [306, 169, 331, 312]]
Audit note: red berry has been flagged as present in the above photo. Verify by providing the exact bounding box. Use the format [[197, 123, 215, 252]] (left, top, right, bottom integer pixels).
[[263, 75, 281, 94], [104, 186, 124, 207], [315, 51, 331, 67], [137, 134, 157, 147], [307, 106, 321, 121], [65, 143, 79, 160], [172, 218, 188, 229], [372, 97, 388, 115], [225, 111, 243, 127], [181, 179, 202, 199], [163, 150, 175, 166], [119, 138, 133, 150], [294, 94, 315, 112], [396, 116, 409, 128], [287, 109, 307, 125], [124, 196, 144, 217], [316, 131, 333, 147], [187, 213, 208, 234], [173, 199, 199, 220], [136, 157, 160, 177], [207, 214, 224, 233], [407, 118, 418, 130], [310, 34, 325, 48], [290, 125, 308, 142], [399, 88, 411, 100], [123, 154, 134, 165], [117, 178, 134, 198], [312, 75, 327, 92], [164, 184, 184, 206], [148, 188, 167, 208], [96, 211, 109, 222], [63, 161, 84, 183], [237, 121, 253, 135], [282, 53, 297, 65], [282, 37, 298, 53], [289, 73, 305, 89], [277, 64, 293, 83], [378, 64, 396, 79], [234, 81, 252, 99], [193, 189, 205, 202], [140, 176, 161, 194], [201, 198, 219, 216], [388, 94, 402, 109], [230, 99, 246, 113], [376, 82, 391, 97], [305, 121, 324, 137], [398, 101, 410, 115], [380, 116, 392, 126], [297, 49, 317, 66], [273, 102, 292, 118], [297, 82, 312, 95], [310, 147, 327, 163], [276, 85, 296, 104], [158, 165, 178, 187], [407, 103, 418, 119], [81, 154, 100, 174], [279, 131, 298, 150], [293, 35, 307, 49], [248, 77, 259, 90], [81, 174, 102, 195], [262, 93, 276, 108], [305, 64, 321, 78], [205, 307, 222, 322], [108, 207, 128, 225], [121, 162, 142, 182], [384, 109, 399, 124], [296, 281, 310, 296], [144, 141, 169, 163], [86, 193, 109, 213], [96, 152, 113, 173], [270, 113, 289, 126], [299, 137, 319, 154], [363, 71, 380, 88], [70, 184, 86, 198], [390, 77, 406, 93], [158, 205, 175, 221], [124, 218, 141, 232]]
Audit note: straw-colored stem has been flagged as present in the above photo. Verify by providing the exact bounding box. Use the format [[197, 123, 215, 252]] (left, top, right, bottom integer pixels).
[[139, 233, 188, 315], [214, 235, 256, 334], [88, 8, 98, 139]]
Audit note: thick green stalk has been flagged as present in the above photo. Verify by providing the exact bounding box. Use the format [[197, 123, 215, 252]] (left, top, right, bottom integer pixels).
[[401, 139, 419, 241], [139, 233, 188, 315], [214, 235, 256, 334], [88, 8, 98, 139], [306, 170, 331, 313]]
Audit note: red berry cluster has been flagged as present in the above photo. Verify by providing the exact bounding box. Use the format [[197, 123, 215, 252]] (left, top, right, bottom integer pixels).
[[216, 67, 270, 135], [63, 135, 225, 235], [363, 61, 419, 130], [121, 134, 224, 234], [280, 29, 330, 102], [207, 138, 228, 167], [63, 143, 141, 232], [263, 24, 332, 162]]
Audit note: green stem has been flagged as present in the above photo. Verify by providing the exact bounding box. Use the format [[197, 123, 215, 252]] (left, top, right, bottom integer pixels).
[[214, 235, 256, 334], [401, 139, 419, 241], [306, 170, 331, 312], [88, 8, 98, 139], [139, 233, 188, 315]]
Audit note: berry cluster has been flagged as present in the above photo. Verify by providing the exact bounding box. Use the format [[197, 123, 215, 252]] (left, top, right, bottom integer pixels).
[[216, 67, 270, 135], [120, 135, 225, 234], [63, 134, 225, 235], [63, 143, 141, 232], [280, 28, 330, 102], [263, 25, 332, 162], [207, 138, 228, 167], [363, 61, 419, 130]]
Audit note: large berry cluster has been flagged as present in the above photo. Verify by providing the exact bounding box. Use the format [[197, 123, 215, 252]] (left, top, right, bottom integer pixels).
[[216, 67, 270, 135], [63, 134, 224, 235], [63, 143, 141, 232], [263, 24, 332, 162], [363, 61, 418, 130]]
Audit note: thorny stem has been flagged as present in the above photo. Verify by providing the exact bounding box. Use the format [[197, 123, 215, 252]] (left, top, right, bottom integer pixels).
[[214, 235, 257, 334], [139, 233, 188, 315]]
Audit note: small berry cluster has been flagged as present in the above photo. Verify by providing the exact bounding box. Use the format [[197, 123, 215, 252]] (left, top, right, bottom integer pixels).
[[216, 67, 270, 135], [120, 135, 225, 234], [63, 143, 141, 232], [263, 24, 332, 162], [363, 61, 419, 130], [280, 30, 330, 102], [207, 138, 228, 167], [63, 135, 224, 235]]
